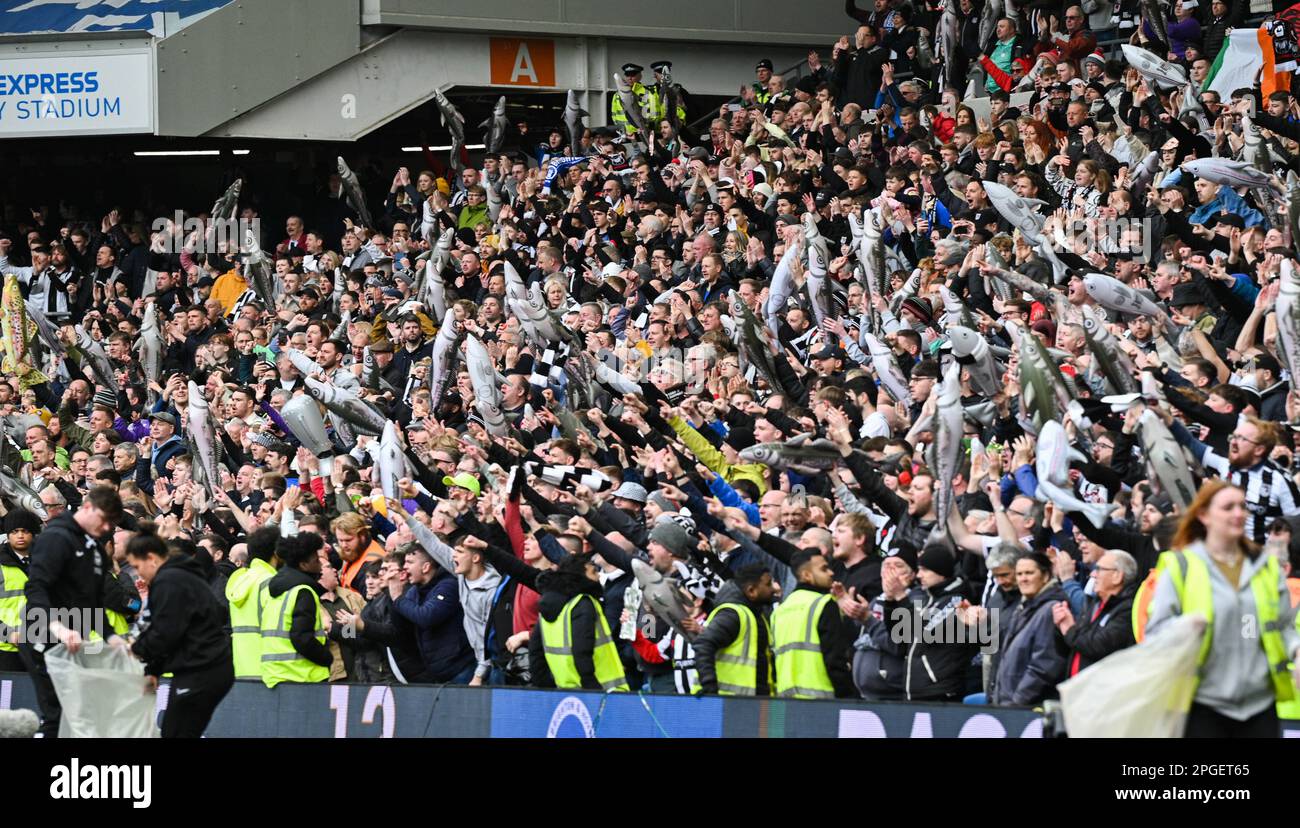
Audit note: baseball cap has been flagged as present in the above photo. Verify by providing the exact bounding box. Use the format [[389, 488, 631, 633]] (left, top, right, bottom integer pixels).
[[442, 472, 481, 497]]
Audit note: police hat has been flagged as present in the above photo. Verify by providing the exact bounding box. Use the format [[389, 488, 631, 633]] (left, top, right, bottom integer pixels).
[[756, 58, 774, 72], [651, 60, 672, 73], [621, 63, 644, 76]]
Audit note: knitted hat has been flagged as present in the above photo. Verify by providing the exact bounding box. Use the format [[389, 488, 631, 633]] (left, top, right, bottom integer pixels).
[[3, 508, 42, 535], [888, 541, 918, 571], [723, 427, 755, 451], [92, 388, 117, 412], [917, 543, 956, 580], [900, 296, 933, 324], [649, 519, 692, 558]]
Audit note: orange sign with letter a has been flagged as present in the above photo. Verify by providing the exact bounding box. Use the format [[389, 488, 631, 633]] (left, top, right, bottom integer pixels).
[[489, 38, 556, 87]]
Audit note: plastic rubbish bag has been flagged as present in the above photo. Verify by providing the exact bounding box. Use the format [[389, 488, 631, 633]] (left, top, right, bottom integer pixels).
[[1057, 613, 1206, 738], [44, 642, 160, 739]]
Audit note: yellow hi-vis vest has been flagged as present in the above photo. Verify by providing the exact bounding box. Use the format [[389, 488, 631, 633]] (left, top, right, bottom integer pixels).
[[226, 558, 277, 679], [610, 83, 650, 136], [538, 594, 629, 692], [0, 564, 26, 653], [1154, 550, 1297, 715], [706, 602, 772, 696], [259, 582, 329, 689], [772, 588, 837, 699]]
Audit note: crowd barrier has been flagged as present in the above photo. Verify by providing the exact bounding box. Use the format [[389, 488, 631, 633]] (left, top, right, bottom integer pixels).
[[6, 673, 1296, 737]]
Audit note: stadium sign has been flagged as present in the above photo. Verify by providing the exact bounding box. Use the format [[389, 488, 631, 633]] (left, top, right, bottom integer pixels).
[[0, 50, 153, 137]]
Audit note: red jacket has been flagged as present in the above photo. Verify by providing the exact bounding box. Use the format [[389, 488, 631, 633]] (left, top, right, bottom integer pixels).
[[931, 111, 955, 143]]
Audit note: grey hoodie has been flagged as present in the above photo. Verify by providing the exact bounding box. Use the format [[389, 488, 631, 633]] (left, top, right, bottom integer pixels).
[[1146, 541, 1300, 721], [406, 515, 502, 681]]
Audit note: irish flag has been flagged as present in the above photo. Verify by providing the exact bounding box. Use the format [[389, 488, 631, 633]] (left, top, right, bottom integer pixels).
[[1204, 27, 1291, 99]]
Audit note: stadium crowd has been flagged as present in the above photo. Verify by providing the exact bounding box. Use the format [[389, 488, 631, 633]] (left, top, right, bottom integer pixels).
[[3, 0, 1300, 738]]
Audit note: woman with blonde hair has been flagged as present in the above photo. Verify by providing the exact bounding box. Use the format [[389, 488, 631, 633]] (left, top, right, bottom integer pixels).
[[1046, 155, 1109, 218], [1146, 479, 1300, 737], [721, 229, 749, 280]]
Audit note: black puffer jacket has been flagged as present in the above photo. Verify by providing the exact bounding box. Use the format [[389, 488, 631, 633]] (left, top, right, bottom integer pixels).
[[881, 575, 978, 701], [528, 570, 609, 690]]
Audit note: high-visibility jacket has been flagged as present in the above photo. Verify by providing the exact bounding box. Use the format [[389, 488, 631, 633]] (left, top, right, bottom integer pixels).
[[644, 84, 686, 126], [1285, 579, 1300, 720], [226, 558, 277, 679], [538, 594, 629, 692], [772, 588, 837, 699], [0, 563, 26, 653], [259, 583, 329, 688], [1152, 550, 1297, 716], [610, 82, 651, 136], [1131, 547, 1170, 642], [706, 601, 772, 696], [105, 609, 129, 636]]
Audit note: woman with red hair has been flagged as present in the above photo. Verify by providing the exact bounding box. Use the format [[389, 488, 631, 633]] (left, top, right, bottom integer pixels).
[[1146, 480, 1300, 737]]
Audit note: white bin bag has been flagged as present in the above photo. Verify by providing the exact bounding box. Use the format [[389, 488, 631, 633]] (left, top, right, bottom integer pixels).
[[1057, 613, 1206, 738], [44, 643, 160, 739]]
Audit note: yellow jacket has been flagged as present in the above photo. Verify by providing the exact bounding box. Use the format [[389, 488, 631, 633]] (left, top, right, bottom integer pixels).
[[212, 269, 250, 315], [668, 416, 768, 494]]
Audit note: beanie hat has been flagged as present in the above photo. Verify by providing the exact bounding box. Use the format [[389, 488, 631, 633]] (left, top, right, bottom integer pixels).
[[918, 543, 956, 580], [3, 508, 42, 535], [900, 296, 933, 324], [649, 519, 693, 558], [723, 427, 755, 451], [92, 387, 117, 412], [888, 541, 918, 571]]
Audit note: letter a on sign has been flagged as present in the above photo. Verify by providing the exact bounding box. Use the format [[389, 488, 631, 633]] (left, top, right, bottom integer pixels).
[[489, 38, 556, 87], [512, 43, 537, 84]]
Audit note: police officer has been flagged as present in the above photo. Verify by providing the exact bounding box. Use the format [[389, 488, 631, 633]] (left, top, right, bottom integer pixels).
[[751, 58, 774, 105], [693, 564, 778, 695], [610, 62, 651, 137], [647, 60, 686, 128], [0, 509, 40, 673], [771, 550, 856, 699], [258, 533, 331, 688], [123, 526, 234, 738], [21, 486, 133, 736]]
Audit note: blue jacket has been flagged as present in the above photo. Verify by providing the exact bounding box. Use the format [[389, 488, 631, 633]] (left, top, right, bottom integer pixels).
[[393, 570, 475, 683], [152, 434, 188, 480], [990, 582, 1070, 706], [1188, 187, 1266, 229], [707, 475, 761, 526]]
